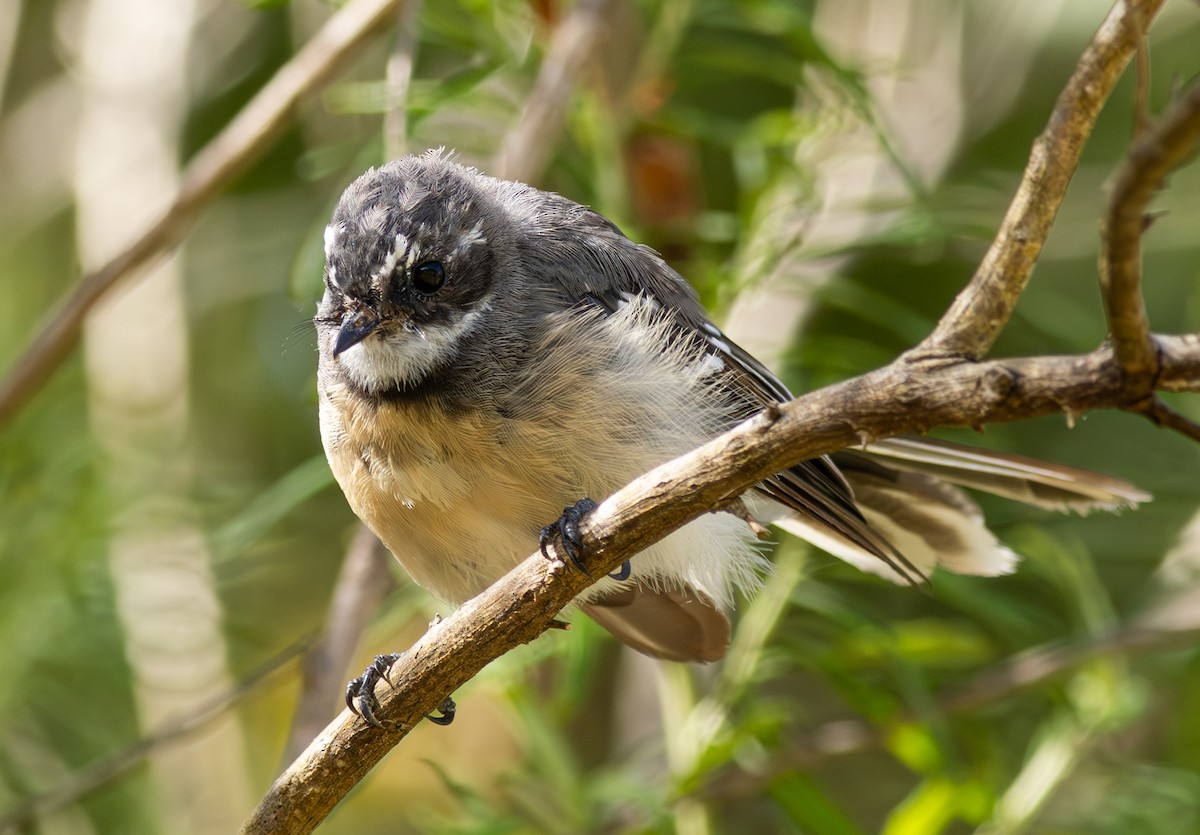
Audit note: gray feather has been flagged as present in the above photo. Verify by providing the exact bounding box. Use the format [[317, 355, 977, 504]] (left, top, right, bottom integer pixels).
[[581, 586, 731, 663], [846, 437, 1152, 512]]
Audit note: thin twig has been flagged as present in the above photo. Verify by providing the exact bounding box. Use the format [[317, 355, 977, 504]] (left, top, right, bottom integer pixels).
[[0, 639, 310, 833], [493, 0, 618, 182], [0, 0, 409, 428], [0, 1, 21, 116], [917, 0, 1166, 361], [282, 526, 395, 765], [383, 0, 422, 159], [239, 335, 1200, 834], [1101, 82, 1200, 384], [1131, 3, 1151, 140], [1143, 396, 1200, 443]]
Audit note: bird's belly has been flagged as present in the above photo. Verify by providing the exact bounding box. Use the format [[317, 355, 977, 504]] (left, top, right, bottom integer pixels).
[[319, 389, 592, 602]]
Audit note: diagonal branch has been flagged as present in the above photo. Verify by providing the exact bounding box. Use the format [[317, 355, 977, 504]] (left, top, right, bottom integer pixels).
[[0, 0, 410, 428], [1142, 395, 1200, 443], [238, 336, 1200, 834], [281, 526, 394, 765], [0, 639, 310, 833], [917, 0, 1166, 361], [492, 0, 619, 183]]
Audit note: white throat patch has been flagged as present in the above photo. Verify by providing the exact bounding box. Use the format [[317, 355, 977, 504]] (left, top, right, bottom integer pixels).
[[336, 301, 490, 393]]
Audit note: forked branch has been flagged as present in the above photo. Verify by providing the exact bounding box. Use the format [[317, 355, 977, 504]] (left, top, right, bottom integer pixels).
[[917, 0, 1166, 360]]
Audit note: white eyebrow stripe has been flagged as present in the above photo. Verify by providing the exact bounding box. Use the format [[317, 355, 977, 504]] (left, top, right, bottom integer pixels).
[[380, 233, 413, 278], [395, 233, 412, 265]]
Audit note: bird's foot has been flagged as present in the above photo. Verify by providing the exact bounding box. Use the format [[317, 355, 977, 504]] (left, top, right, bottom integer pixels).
[[345, 653, 457, 728], [539, 498, 598, 573]]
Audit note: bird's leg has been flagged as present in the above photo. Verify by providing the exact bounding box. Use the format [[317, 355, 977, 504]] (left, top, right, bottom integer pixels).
[[345, 652, 457, 728]]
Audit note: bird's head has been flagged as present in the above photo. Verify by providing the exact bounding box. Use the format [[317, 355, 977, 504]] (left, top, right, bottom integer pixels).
[[316, 152, 501, 394]]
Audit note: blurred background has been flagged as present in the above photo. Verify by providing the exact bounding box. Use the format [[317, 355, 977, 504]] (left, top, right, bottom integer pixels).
[[2, 0, 1200, 832]]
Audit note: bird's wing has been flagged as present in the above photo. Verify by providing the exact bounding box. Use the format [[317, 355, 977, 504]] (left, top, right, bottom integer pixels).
[[543, 206, 921, 584]]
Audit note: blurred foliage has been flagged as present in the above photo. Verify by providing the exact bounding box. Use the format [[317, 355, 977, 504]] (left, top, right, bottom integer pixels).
[[2, 0, 1200, 833]]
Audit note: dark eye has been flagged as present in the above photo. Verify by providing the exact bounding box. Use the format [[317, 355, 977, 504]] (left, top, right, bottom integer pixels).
[[412, 261, 446, 294]]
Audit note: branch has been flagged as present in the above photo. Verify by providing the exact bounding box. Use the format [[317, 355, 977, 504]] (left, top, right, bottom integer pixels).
[[493, 0, 618, 182], [918, 0, 1166, 360], [1101, 82, 1200, 383], [1143, 397, 1200, 443], [239, 336, 1200, 834], [1158, 334, 1200, 391], [0, 0, 410, 428]]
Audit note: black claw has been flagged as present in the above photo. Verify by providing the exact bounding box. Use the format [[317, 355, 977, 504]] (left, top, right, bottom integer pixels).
[[427, 695, 456, 726], [539, 498, 598, 574], [346, 653, 459, 730], [345, 652, 401, 728], [609, 560, 631, 581]]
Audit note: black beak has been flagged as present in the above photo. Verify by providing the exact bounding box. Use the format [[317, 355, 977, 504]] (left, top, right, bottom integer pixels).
[[333, 310, 380, 357]]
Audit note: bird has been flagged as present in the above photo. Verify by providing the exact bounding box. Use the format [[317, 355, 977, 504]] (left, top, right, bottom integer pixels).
[[315, 150, 1148, 719]]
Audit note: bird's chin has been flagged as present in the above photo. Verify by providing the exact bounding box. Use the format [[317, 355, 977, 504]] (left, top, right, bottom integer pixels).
[[334, 328, 451, 394]]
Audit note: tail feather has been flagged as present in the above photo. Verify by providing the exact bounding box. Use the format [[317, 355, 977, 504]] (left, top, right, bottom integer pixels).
[[843, 436, 1151, 512], [585, 436, 1150, 658], [774, 469, 1018, 584], [776, 436, 1148, 584]]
